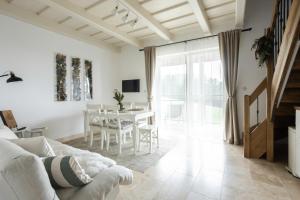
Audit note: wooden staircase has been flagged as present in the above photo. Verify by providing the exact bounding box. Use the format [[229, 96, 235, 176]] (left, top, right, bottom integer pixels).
[[244, 0, 300, 161]]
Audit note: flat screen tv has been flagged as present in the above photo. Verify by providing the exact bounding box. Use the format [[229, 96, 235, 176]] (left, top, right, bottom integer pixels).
[[122, 79, 140, 92]]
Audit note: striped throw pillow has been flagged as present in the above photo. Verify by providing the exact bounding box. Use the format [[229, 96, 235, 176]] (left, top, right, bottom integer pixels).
[[42, 156, 92, 188]]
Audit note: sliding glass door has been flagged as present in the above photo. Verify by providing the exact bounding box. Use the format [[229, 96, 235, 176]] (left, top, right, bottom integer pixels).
[[156, 54, 187, 132], [156, 41, 225, 141]]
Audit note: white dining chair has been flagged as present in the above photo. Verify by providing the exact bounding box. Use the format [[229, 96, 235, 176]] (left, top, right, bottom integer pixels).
[[134, 102, 150, 128], [84, 104, 102, 142], [123, 102, 133, 110], [138, 125, 159, 153], [88, 109, 108, 149], [102, 110, 133, 154], [102, 104, 119, 112]]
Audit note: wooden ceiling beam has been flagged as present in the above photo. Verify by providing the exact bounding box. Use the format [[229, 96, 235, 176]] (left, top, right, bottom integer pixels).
[[151, 2, 188, 16], [85, 0, 107, 11], [102, 9, 126, 21], [90, 31, 102, 37], [75, 24, 89, 31], [206, 0, 235, 11], [160, 13, 194, 24], [37, 0, 141, 47], [119, 0, 173, 41], [235, 0, 246, 28], [36, 6, 50, 16], [57, 16, 71, 24], [0, 0, 119, 52], [188, 0, 211, 34]]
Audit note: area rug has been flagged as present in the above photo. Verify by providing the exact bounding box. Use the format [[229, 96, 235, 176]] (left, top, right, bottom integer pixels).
[[66, 136, 176, 173]]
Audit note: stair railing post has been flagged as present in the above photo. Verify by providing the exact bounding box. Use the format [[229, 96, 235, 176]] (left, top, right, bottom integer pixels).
[[266, 58, 274, 161], [244, 95, 251, 158]]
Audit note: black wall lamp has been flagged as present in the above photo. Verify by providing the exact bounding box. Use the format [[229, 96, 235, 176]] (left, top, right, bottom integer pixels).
[[0, 71, 23, 83]]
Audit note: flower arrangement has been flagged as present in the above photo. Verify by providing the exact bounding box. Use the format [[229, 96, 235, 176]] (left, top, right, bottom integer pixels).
[[113, 89, 124, 111]]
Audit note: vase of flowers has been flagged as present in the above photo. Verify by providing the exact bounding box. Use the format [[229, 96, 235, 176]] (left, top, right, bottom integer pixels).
[[113, 89, 125, 111]]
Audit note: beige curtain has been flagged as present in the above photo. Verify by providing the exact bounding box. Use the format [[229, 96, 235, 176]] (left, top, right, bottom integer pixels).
[[144, 47, 156, 122], [218, 29, 241, 145]]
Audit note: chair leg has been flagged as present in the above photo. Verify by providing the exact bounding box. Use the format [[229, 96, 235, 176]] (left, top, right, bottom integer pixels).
[[138, 132, 141, 152], [101, 130, 105, 150], [157, 128, 159, 148], [115, 133, 119, 144], [106, 134, 110, 151], [123, 132, 127, 144], [149, 131, 153, 153], [89, 130, 94, 147], [118, 132, 122, 155], [84, 129, 88, 142]]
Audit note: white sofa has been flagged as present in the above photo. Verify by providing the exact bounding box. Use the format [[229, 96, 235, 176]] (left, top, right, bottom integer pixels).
[[0, 126, 133, 200]]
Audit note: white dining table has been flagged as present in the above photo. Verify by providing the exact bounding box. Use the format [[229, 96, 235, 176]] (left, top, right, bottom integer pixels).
[[84, 109, 154, 154]]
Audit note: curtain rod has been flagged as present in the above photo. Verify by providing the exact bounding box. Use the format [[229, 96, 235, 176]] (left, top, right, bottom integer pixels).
[[139, 28, 252, 51]]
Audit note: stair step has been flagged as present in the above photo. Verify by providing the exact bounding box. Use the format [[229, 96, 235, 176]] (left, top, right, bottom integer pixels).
[[287, 71, 300, 82], [276, 103, 297, 116], [286, 82, 300, 88], [274, 115, 295, 128], [281, 89, 300, 103], [292, 51, 300, 70]]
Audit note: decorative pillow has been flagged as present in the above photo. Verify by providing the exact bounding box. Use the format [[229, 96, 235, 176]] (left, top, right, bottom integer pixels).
[[0, 125, 18, 139], [42, 156, 93, 188], [10, 136, 55, 157], [0, 139, 58, 200]]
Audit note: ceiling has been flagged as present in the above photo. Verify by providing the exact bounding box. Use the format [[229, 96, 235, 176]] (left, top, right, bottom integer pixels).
[[0, 0, 246, 51]]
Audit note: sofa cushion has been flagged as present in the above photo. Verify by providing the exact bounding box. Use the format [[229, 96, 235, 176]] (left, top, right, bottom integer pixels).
[[0, 125, 18, 139], [0, 139, 58, 200], [42, 156, 92, 188], [11, 136, 56, 157]]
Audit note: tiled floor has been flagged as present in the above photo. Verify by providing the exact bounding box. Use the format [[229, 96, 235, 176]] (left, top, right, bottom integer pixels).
[[115, 138, 300, 200]]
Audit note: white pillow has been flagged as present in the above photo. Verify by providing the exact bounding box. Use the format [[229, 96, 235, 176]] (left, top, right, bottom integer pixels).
[[10, 136, 56, 157], [42, 156, 93, 188], [0, 125, 18, 139], [0, 139, 59, 200]]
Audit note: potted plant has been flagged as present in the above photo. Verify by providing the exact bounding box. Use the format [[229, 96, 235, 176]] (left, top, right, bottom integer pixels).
[[113, 89, 125, 111], [251, 34, 273, 67]]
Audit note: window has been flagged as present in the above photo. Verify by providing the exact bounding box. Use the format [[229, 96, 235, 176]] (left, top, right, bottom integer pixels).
[[156, 38, 225, 140]]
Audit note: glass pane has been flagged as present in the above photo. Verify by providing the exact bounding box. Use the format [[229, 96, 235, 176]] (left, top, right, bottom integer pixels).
[[160, 64, 186, 123], [156, 46, 225, 141]]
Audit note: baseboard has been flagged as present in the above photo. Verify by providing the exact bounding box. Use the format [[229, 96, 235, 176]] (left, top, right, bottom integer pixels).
[[56, 133, 85, 143]]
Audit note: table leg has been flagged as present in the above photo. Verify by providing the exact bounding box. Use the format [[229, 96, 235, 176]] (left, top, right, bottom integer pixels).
[[133, 122, 139, 155], [84, 111, 88, 142], [118, 131, 122, 155]]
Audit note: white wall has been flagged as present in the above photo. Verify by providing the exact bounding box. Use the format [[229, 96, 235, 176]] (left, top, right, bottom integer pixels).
[[117, 0, 273, 138], [0, 15, 119, 139], [237, 0, 273, 135], [117, 45, 148, 102]]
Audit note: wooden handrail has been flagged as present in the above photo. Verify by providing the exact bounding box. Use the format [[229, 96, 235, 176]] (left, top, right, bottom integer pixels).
[[244, 77, 267, 158], [249, 78, 267, 104], [271, 0, 300, 117]]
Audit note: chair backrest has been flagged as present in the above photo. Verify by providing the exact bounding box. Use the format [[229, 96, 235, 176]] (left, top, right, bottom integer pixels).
[[123, 102, 133, 109], [0, 110, 17, 129], [86, 104, 102, 110], [102, 110, 121, 130], [134, 102, 149, 111], [88, 109, 108, 128], [102, 104, 119, 112]]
